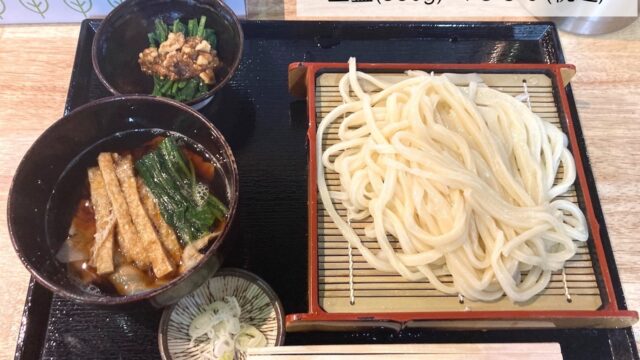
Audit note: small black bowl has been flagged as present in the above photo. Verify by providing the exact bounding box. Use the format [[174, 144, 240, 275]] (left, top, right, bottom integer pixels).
[[92, 0, 243, 109], [8, 95, 239, 306]]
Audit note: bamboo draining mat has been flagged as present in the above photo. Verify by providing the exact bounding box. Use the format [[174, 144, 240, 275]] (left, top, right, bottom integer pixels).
[[316, 72, 602, 313], [247, 343, 563, 359]]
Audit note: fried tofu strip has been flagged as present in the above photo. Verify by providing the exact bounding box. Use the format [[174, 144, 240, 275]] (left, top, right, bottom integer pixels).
[[137, 178, 182, 263], [97, 153, 148, 269], [87, 167, 116, 275], [115, 154, 175, 278]]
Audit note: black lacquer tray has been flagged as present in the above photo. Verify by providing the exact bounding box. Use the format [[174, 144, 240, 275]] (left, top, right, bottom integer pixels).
[[14, 19, 638, 360]]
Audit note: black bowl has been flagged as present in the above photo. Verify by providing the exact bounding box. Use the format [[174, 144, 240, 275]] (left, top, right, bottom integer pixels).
[[8, 95, 239, 306], [92, 0, 243, 109]]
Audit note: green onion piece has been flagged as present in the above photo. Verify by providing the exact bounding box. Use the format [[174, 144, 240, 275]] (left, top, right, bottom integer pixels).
[[153, 19, 160, 37], [161, 79, 173, 94], [172, 19, 186, 34], [154, 19, 168, 42], [187, 18, 197, 37], [147, 32, 157, 47], [182, 79, 197, 100], [197, 15, 206, 38], [151, 76, 162, 96], [161, 20, 169, 39]]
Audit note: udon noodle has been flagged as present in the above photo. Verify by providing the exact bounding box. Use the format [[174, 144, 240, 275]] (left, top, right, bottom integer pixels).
[[316, 58, 589, 302]]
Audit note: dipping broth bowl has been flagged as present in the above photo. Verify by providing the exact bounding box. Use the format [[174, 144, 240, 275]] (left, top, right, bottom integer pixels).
[[8, 95, 239, 306]]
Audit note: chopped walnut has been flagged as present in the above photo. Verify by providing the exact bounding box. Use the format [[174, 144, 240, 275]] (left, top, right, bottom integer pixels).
[[158, 32, 185, 55], [195, 40, 211, 53]]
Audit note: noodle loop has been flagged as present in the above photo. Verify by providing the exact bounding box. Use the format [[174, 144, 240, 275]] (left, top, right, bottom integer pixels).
[[316, 58, 588, 302]]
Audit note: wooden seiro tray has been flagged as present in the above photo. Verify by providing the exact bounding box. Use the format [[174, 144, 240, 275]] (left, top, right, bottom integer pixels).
[[286, 62, 638, 331]]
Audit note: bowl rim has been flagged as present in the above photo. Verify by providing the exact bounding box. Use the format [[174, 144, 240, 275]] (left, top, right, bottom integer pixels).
[[158, 268, 286, 360], [91, 0, 244, 106], [7, 94, 240, 305]]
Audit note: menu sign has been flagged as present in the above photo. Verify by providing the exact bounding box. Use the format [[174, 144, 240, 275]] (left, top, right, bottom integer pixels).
[[292, 0, 637, 19]]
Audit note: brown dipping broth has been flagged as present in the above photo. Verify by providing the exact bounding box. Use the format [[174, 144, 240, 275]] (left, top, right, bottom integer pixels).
[[61, 132, 228, 296]]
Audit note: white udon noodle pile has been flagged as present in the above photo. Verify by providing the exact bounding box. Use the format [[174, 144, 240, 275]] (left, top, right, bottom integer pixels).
[[317, 58, 589, 303]]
